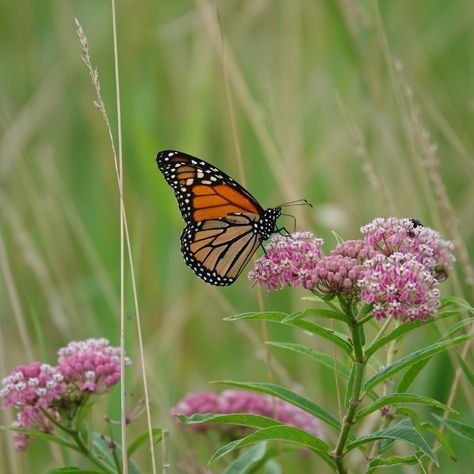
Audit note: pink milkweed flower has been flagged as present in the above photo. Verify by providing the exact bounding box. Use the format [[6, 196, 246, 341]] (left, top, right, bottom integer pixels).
[[358, 252, 441, 322], [0, 362, 63, 410], [307, 254, 365, 298], [0, 362, 63, 452], [171, 389, 323, 438], [58, 338, 130, 395], [248, 232, 324, 290], [361, 217, 455, 280]]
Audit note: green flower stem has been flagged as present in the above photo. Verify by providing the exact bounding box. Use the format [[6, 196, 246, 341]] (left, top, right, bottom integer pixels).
[[41, 409, 117, 474], [333, 322, 366, 473]]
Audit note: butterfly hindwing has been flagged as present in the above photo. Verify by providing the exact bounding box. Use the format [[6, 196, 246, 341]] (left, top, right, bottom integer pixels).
[[180, 214, 262, 286]]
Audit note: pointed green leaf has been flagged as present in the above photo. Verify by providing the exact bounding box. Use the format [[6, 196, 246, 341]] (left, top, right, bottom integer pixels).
[[421, 422, 457, 462], [282, 308, 350, 324], [223, 442, 267, 474], [365, 309, 462, 358], [212, 380, 340, 431], [331, 230, 345, 245], [455, 351, 474, 387], [126, 427, 164, 459], [364, 335, 470, 392], [443, 317, 474, 339], [266, 342, 350, 377], [432, 414, 474, 441], [48, 469, 103, 474], [397, 360, 429, 392], [355, 393, 456, 421], [2, 427, 79, 452], [367, 453, 421, 472], [224, 312, 352, 355], [209, 425, 332, 467], [346, 425, 438, 465], [92, 432, 141, 474], [439, 296, 474, 311], [179, 413, 284, 429]]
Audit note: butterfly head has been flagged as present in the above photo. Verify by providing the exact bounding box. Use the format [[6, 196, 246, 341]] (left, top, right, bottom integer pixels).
[[257, 207, 281, 240]]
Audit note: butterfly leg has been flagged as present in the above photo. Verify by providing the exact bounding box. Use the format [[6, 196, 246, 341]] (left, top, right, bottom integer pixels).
[[276, 227, 292, 237], [259, 242, 268, 257]]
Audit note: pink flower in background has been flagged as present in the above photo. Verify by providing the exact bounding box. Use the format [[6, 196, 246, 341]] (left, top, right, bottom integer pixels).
[[171, 389, 323, 438], [361, 217, 455, 279], [0, 362, 63, 451], [249, 232, 324, 290], [0, 362, 63, 410], [358, 252, 440, 322], [58, 338, 130, 394]]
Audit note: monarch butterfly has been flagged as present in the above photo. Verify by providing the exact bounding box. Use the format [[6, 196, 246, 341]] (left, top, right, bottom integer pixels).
[[156, 150, 301, 286]]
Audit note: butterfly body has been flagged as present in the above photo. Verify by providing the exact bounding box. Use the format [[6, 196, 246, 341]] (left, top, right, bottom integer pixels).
[[156, 150, 281, 286]]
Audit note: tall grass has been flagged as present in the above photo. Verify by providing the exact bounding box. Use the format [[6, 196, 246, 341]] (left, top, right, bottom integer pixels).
[[0, 0, 473, 472]]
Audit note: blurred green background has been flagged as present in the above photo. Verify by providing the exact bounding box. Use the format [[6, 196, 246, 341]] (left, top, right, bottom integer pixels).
[[1, 0, 473, 472]]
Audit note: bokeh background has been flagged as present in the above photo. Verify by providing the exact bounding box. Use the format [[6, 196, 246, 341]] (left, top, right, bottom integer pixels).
[[1, 0, 473, 472]]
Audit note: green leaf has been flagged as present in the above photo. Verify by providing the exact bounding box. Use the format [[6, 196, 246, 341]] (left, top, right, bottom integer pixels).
[[432, 414, 474, 441], [282, 307, 350, 324], [365, 309, 462, 358], [224, 312, 352, 355], [439, 296, 474, 311], [2, 427, 79, 452], [331, 230, 345, 245], [367, 453, 420, 472], [355, 393, 456, 421], [223, 442, 267, 474], [455, 351, 474, 387], [179, 413, 284, 429], [127, 427, 164, 459], [266, 341, 350, 378], [443, 317, 474, 339], [346, 425, 438, 465], [397, 360, 429, 392], [209, 425, 333, 467], [48, 468, 103, 474], [212, 380, 340, 431], [421, 422, 457, 462], [364, 335, 470, 392], [91, 432, 141, 474]]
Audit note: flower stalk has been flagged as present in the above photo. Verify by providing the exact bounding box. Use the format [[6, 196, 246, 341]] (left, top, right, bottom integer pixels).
[[333, 314, 366, 474]]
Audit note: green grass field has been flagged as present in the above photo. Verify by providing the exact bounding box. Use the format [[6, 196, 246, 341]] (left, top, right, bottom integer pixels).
[[1, 0, 473, 472]]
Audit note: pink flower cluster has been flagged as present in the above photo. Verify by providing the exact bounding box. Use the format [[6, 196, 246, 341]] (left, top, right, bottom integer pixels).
[[361, 217, 455, 280], [0, 363, 63, 451], [248, 232, 323, 290], [308, 255, 364, 297], [0, 338, 129, 451], [171, 389, 323, 438], [248, 218, 454, 322], [58, 338, 130, 394], [358, 253, 441, 322]]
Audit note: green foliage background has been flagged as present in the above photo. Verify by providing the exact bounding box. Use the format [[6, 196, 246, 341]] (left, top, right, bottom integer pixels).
[[0, 0, 473, 472]]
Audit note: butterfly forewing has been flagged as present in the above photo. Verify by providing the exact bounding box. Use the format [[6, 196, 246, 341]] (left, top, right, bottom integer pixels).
[[157, 150, 263, 224], [156, 150, 280, 286]]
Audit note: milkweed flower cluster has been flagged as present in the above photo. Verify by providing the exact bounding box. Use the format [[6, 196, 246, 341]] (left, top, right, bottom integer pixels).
[[58, 338, 129, 394], [248, 232, 323, 290], [0, 338, 129, 451], [249, 218, 454, 323], [171, 389, 323, 438], [361, 217, 455, 280], [358, 252, 441, 322]]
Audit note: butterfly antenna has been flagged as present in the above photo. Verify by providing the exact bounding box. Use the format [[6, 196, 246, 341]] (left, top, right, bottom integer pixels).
[[278, 198, 313, 208]]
